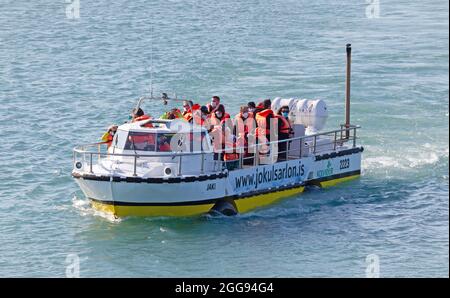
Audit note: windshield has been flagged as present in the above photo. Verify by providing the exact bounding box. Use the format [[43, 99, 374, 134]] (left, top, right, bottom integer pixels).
[[123, 131, 210, 152]]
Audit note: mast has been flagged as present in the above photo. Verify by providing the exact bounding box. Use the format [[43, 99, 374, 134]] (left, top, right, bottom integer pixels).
[[345, 44, 352, 138]]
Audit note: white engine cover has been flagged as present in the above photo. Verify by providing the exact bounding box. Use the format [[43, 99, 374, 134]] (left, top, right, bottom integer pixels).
[[272, 98, 328, 135]]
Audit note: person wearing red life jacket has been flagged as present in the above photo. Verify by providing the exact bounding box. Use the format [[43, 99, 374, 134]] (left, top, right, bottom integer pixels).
[[276, 105, 293, 161]]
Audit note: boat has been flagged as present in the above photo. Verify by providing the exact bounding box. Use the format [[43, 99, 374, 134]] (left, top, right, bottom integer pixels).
[[72, 44, 362, 217]]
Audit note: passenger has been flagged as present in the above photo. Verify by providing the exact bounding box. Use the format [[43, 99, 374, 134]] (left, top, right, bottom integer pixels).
[[234, 106, 255, 165], [193, 105, 211, 128], [157, 135, 171, 152], [255, 99, 275, 143], [101, 125, 118, 148], [276, 105, 293, 161], [254, 101, 265, 114], [210, 104, 230, 126], [182, 100, 194, 122], [206, 96, 224, 115], [247, 101, 257, 114], [161, 108, 183, 120], [131, 108, 153, 127]]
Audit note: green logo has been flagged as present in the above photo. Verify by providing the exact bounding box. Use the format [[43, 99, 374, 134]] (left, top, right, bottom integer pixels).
[[317, 161, 333, 178]]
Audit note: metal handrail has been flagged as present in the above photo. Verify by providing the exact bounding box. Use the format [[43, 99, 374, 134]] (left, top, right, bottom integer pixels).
[[73, 125, 360, 158], [73, 125, 361, 175]]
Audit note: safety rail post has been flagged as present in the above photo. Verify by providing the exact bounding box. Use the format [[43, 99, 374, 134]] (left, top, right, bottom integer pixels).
[[133, 155, 137, 176], [313, 135, 317, 154], [353, 127, 357, 147], [334, 131, 337, 150], [239, 148, 243, 169], [254, 145, 259, 166], [201, 152, 204, 174], [299, 136, 302, 157], [89, 153, 93, 173], [178, 155, 182, 176]]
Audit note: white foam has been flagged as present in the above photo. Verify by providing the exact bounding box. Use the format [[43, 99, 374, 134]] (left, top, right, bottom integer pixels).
[[71, 196, 122, 223]]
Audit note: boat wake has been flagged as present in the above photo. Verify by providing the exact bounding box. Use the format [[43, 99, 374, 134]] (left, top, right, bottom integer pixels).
[[71, 196, 123, 223]]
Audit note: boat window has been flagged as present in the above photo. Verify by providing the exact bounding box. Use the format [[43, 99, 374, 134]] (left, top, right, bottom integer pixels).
[[112, 129, 128, 149], [124, 132, 156, 151], [157, 133, 173, 152]]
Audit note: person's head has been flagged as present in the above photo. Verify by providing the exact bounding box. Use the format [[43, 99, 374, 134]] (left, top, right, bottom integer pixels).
[[159, 135, 168, 143], [167, 109, 179, 120], [108, 125, 118, 134], [240, 106, 249, 119], [214, 104, 225, 119], [183, 100, 193, 112], [131, 107, 144, 119], [210, 96, 221, 108], [200, 106, 209, 119], [263, 99, 271, 110], [247, 101, 256, 113], [278, 105, 290, 118]]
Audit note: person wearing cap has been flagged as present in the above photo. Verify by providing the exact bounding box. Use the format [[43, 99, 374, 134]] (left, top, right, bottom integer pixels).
[[182, 100, 194, 122]]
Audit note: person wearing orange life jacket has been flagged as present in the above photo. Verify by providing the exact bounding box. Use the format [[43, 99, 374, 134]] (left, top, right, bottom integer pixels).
[[182, 100, 194, 122], [101, 125, 118, 149], [210, 104, 230, 127], [206, 96, 225, 115], [276, 105, 293, 161], [255, 99, 275, 142], [131, 108, 153, 128], [234, 106, 256, 165], [193, 105, 211, 128]]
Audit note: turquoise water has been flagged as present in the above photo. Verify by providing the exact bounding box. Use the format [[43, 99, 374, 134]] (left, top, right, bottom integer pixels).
[[0, 0, 448, 277]]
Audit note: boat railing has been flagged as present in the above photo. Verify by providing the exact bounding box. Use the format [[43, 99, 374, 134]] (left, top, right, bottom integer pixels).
[[73, 125, 360, 176]]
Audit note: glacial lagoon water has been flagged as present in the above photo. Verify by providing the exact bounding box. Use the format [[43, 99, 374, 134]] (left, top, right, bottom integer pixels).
[[0, 0, 448, 277]]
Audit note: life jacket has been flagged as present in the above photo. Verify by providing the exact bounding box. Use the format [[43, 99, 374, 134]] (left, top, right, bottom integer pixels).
[[276, 115, 291, 135], [133, 115, 153, 128], [234, 112, 254, 136], [255, 109, 274, 136], [183, 111, 193, 122], [158, 142, 171, 152], [206, 103, 224, 114], [101, 132, 114, 148], [210, 112, 230, 126], [223, 138, 239, 161]]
